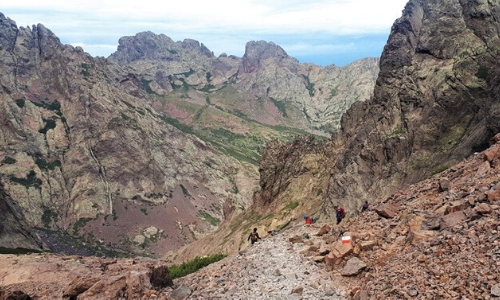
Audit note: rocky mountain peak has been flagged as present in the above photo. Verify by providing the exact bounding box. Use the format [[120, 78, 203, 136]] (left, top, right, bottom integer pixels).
[[241, 40, 292, 73], [0, 12, 17, 52], [109, 31, 214, 63]]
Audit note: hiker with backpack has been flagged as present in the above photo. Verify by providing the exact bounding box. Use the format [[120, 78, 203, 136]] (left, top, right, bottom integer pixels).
[[248, 228, 261, 245], [362, 201, 369, 212], [335, 207, 346, 225]]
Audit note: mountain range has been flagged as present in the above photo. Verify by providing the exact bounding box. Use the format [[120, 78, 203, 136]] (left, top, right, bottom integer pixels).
[[0, 12, 378, 257], [2, 0, 500, 297]]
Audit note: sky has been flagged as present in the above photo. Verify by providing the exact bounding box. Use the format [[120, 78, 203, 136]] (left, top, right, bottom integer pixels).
[[2, 0, 409, 66]]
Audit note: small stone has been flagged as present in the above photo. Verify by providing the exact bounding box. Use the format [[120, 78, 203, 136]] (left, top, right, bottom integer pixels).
[[492, 283, 500, 297], [291, 287, 303, 294]]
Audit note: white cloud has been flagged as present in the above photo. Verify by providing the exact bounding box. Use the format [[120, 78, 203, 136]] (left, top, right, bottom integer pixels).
[[1, 0, 408, 65]]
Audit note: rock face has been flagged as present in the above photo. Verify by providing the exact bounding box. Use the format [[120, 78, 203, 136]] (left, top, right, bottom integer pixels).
[[323, 0, 500, 214], [0, 183, 44, 250], [254, 0, 500, 220], [0, 12, 257, 256]]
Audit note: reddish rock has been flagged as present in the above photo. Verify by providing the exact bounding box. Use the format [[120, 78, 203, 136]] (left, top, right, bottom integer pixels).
[[474, 203, 492, 214], [359, 240, 376, 250], [407, 230, 436, 245], [317, 224, 331, 236], [330, 240, 354, 258], [483, 145, 500, 162], [439, 211, 466, 229], [63, 277, 100, 299], [374, 203, 400, 219], [445, 201, 467, 215], [486, 189, 500, 202], [289, 236, 303, 244]]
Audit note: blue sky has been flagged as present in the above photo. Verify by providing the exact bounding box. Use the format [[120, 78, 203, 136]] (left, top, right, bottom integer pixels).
[[2, 0, 409, 66]]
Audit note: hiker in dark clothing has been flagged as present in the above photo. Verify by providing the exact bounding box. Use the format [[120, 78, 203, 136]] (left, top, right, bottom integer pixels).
[[248, 228, 261, 245], [336, 207, 345, 225], [362, 201, 369, 212]]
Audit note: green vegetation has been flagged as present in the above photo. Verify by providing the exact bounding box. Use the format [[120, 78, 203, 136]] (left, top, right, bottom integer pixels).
[[180, 184, 190, 197], [10, 170, 42, 189], [197, 211, 221, 226], [158, 114, 194, 134], [302, 75, 315, 97], [41, 209, 58, 228], [140, 208, 148, 215], [206, 72, 212, 82], [262, 213, 275, 220], [35, 158, 61, 171], [168, 254, 226, 279], [1, 156, 16, 164], [167, 49, 178, 55], [200, 84, 216, 92], [39, 117, 57, 134], [276, 219, 293, 231], [282, 202, 299, 211], [0, 247, 43, 255], [73, 217, 94, 235], [122, 100, 136, 109], [140, 79, 156, 95], [330, 88, 338, 97], [178, 68, 195, 77], [431, 164, 451, 175], [316, 188, 323, 196], [270, 97, 287, 117], [475, 65, 490, 80], [15, 98, 25, 108], [81, 63, 92, 77], [31, 99, 62, 115]]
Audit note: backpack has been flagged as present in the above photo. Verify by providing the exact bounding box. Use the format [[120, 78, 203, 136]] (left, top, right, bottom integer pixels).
[[340, 207, 346, 218], [251, 232, 258, 242]]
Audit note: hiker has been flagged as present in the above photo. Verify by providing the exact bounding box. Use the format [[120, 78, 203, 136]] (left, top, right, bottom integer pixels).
[[362, 201, 369, 212], [248, 228, 261, 245], [335, 207, 345, 225], [303, 215, 311, 225]]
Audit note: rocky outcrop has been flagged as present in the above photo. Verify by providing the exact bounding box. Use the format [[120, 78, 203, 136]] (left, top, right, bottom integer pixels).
[[322, 0, 500, 215], [254, 0, 500, 221], [0, 183, 44, 251]]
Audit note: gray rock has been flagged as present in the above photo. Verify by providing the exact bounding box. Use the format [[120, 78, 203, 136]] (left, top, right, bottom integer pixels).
[[171, 285, 192, 300], [492, 283, 500, 297], [341, 257, 367, 276]]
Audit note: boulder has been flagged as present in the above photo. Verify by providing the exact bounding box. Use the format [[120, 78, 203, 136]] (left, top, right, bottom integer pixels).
[[170, 285, 192, 300], [474, 203, 492, 214], [374, 203, 400, 218], [341, 257, 367, 276], [439, 211, 466, 229], [317, 224, 331, 236]]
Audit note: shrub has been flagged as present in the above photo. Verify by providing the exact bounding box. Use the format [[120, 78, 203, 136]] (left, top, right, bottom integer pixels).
[[15, 99, 25, 108], [10, 170, 42, 188], [150, 266, 173, 288], [168, 254, 226, 279], [41, 209, 58, 228], [1, 156, 16, 164]]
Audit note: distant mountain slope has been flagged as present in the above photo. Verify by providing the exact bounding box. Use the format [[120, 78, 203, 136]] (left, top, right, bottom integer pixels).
[[0, 13, 257, 256], [108, 32, 379, 164]]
